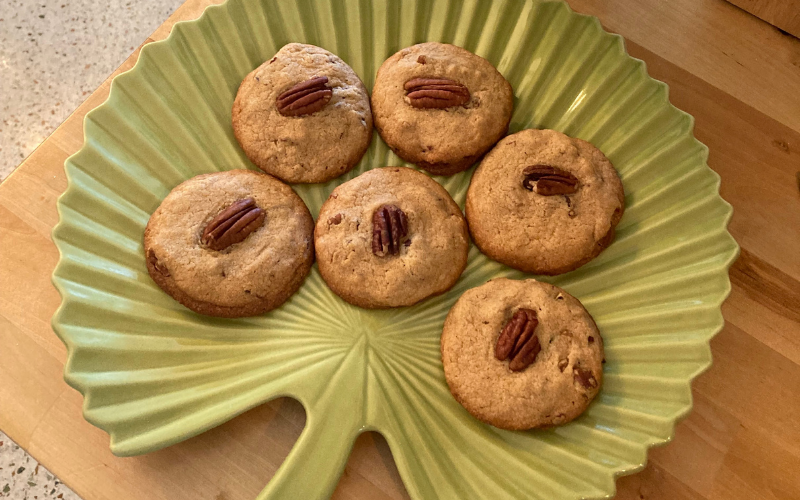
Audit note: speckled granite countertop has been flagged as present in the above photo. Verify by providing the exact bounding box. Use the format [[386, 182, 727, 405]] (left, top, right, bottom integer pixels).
[[0, 432, 77, 500], [0, 3, 183, 497], [0, 0, 183, 181]]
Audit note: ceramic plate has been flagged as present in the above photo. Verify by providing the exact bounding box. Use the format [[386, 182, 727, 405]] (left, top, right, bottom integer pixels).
[[51, 0, 738, 498]]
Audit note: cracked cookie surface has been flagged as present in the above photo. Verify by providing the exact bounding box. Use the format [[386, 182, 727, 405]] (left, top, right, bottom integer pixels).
[[441, 278, 604, 430], [466, 129, 625, 275], [144, 169, 314, 317], [315, 166, 469, 308], [232, 43, 373, 184], [371, 42, 513, 175]]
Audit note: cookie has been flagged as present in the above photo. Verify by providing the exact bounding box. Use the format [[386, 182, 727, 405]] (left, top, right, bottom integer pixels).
[[371, 42, 513, 176], [315, 166, 469, 308], [144, 169, 314, 317], [441, 278, 604, 430], [232, 43, 373, 184], [466, 129, 625, 275]]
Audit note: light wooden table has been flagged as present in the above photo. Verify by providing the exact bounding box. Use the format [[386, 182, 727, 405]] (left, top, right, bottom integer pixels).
[[1, 1, 799, 499]]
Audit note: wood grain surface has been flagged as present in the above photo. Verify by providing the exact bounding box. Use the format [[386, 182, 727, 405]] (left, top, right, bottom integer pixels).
[[1, 1, 799, 499], [726, 0, 800, 38]]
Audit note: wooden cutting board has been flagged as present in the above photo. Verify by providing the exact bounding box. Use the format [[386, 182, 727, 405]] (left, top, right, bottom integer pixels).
[[1, 0, 799, 499]]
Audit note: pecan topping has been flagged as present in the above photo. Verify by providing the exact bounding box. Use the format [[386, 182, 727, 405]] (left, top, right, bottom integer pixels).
[[276, 76, 332, 117], [147, 249, 169, 277], [573, 365, 598, 389], [201, 198, 265, 251], [495, 308, 541, 371], [522, 165, 579, 195], [371, 205, 409, 257], [404, 77, 470, 109]]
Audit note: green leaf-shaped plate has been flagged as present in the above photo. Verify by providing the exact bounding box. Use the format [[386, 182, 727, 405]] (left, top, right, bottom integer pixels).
[[51, 0, 739, 498]]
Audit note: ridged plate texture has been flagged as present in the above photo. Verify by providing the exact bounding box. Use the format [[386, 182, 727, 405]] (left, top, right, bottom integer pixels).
[[51, 0, 739, 499]]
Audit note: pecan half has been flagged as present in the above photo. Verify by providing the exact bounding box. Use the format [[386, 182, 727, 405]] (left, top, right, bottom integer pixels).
[[404, 77, 470, 109], [522, 165, 579, 195], [573, 365, 598, 389], [276, 76, 332, 117], [371, 205, 409, 257], [202, 198, 265, 251], [495, 308, 541, 371]]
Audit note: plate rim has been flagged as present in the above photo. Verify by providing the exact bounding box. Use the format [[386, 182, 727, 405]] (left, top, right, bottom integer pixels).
[[49, 0, 741, 498]]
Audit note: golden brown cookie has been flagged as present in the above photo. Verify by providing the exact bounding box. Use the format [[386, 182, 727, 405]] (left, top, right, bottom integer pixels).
[[441, 278, 604, 430], [144, 169, 314, 317], [315, 166, 469, 308], [232, 43, 373, 184], [466, 129, 625, 275], [371, 42, 513, 176]]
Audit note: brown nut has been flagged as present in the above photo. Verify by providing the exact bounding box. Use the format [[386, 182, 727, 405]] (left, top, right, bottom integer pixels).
[[201, 198, 265, 251], [573, 365, 598, 389], [404, 77, 470, 109], [522, 165, 579, 195], [495, 308, 541, 371], [371, 204, 409, 257], [276, 76, 333, 117], [147, 249, 170, 277]]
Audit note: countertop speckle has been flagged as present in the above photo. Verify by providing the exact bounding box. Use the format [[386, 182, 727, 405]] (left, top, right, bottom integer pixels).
[[0, 431, 78, 499], [0, 0, 183, 181], [0, 3, 184, 497]]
